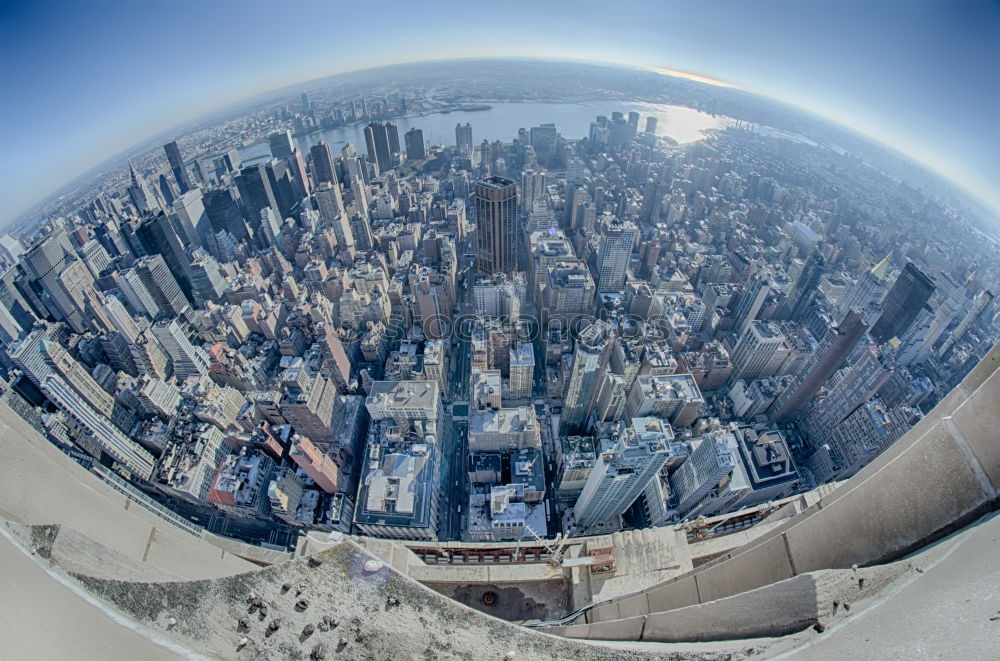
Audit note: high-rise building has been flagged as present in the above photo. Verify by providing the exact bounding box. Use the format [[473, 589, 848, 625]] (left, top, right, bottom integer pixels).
[[151, 319, 210, 379], [645, 116, 658, 134], [573, 417, 673, 529], [135, 212, 193, 299], [235, 163, 280, 230], [474, 176, 518, 275], [596, 217, 637, 293], [163, 141, 193, 194], [268, 130, 294, 160], [203, 188, 251, 245], [133, 254, 189, 317], [289, 434, 342, 494], [838, 252, 892, 324], [126, 162, 160, 215], [728, 321, 791, 383], [560, 320, 613, 434], [870, 262, 935, 344], [508, 342, 535, 401], [40, 374, 156, 479], [171, 189, 209, 247], [309, 141, 337, 186], [768, 309, 867, 423], [404, 128, 425, 160], [386, 122, 400, 155], [801, 343, 895, 451], [455, 122, 473, 154], [732, 269, 771, 337], [364, 122, 392, 174]]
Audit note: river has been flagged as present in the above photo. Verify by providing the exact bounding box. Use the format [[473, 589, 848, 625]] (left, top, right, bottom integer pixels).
[[227, 101, 731, 167]]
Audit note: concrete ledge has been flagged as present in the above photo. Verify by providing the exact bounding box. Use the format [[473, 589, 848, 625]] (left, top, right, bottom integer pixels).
[[642, 574, 817, 642]]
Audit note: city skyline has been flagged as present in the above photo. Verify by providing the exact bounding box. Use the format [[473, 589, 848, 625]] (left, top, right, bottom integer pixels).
[[1, 0, 999, 230]]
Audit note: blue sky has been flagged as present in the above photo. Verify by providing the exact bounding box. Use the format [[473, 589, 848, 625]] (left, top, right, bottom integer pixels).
[[1, 0, 997, 227]]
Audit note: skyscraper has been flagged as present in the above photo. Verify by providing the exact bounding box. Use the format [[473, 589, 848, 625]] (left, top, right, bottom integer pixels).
[[40, 374, 156, 479], [404, 128, 425, 160], [133, 254, 189, 318], [203, 188, 251, 244], [235, 163, 280, 231], [768, 309, 867, 423], [870, 262, 936, 344], [151, 319, 210, 379], [574, 417, 672, 529], [163, 141, 193, 194], [596, 216, 638, 292], [364, 122, 392, 174], [455, 122, 473, 154], [474, 176, 518, 275], [309, 141, 337, 186], [135, 212, 193, 299], [838, 252, 892, 324], [560, 320, 613, 434], [268, 130, 294, 160], [386, 122, 400, 155]]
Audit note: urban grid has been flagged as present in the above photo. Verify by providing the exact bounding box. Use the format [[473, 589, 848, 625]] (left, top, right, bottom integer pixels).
[[1, 66, 997, 558]]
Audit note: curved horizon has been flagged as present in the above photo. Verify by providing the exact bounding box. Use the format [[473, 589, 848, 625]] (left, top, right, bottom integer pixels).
[[6, 55, 998, 233], [2, 0, 998, 229]]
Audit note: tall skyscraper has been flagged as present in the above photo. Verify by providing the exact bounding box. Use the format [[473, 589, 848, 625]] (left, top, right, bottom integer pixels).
[[596, 217, 638, 292], [133, 253, 189, 318], [455, 122, 473, 154], [172, 189, 209, 247], [134, 212, 193, 299], [838, 252, 892, 324], [645, 116, 658, 134], [309, 141, 337, 186], [364, 122, 392, 174], [768, 309, 867, 423], [151, 319, 210, 379], [235, 163, 280, 231], [268, 130, 294, 160], [404, 128, 425, 160], [870, 262, 936, 344], [474, 176, 518, 275], [203, 188, 251, 245], [560, 320, 613, 434], [127, 162, 160, 214], [386, 122, 400, 155], [801, 343, 896, 450], [732, 269, 771, 337], [163, 141, 193, 194], [574, 417, 672, 529]]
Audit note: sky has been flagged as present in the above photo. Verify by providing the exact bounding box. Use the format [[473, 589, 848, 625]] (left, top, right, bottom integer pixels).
[[0, 0, 998, 227]]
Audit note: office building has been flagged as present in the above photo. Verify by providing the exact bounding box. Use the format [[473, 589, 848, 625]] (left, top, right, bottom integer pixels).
[[574, 417, 673, 529], [596, 217, 637, 293], [870, 262, 935, 344], [364, 121, 393, 174], [475, 176, 518, 275], [151, 319, 210, 379], [455, 122, 473, 154], [309, 141, 337, 186], [40, 374, 155, 479], [163, 141, 193, 194], [560, 320, 613, 434], [404, 128, 425, 160], [268, 130, 294, 160], [133, 254, 189, 317]]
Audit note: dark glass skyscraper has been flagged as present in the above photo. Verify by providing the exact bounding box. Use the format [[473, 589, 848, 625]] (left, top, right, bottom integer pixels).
[[203, 188, 251, 244], [364, 122, 392, 174], [163, 141, 193, 194], [309, 141, 337, 186], [404, 128, 425, 160], [474, 176, 518, 275], [870, 262, 935, 344], [134, 212, 193, 301]]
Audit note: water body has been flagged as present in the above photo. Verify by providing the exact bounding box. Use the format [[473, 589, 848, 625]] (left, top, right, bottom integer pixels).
[[231, 101, 731, 167]]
